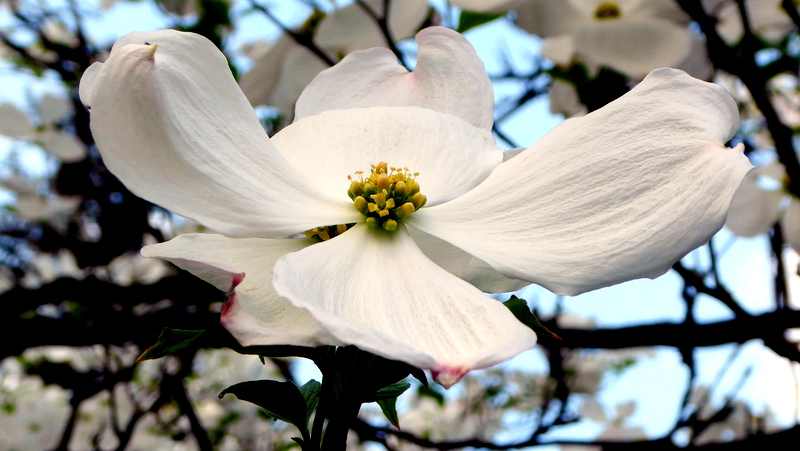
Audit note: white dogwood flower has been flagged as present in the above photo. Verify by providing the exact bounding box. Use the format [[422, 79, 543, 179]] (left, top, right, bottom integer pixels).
[[453, 0, 695, 78], [80, 27, 749, 387]]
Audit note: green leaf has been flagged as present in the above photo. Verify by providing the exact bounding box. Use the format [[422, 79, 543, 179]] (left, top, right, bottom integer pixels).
[[299, 379, 321, 421], [136, 328, 204, 362], [137, 325, 316, 361], [503, 296, 561, 340], [377, 396, 401, 429], [457, 10, 505, 33], [418, 384, 445, 406], [219, 380, 311, 441], [364, 380, 411, 403], [409, 367, 429, 392]]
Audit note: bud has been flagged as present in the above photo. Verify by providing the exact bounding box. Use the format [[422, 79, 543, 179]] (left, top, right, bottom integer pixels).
[[349, 181, 364, 198], [354, 196, 368, 212], [394, 181, 407, 197], [377, 173, 390, 190], [411, 193, 426, 209]]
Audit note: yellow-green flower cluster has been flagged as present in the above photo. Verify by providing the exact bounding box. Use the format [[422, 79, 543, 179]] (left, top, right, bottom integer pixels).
[[348, 162, 427, 231]]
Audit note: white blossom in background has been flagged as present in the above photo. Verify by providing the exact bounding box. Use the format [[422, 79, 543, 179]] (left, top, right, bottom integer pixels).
[[581, 398, 647, 440], [0, 174, 80, 232], [383, 370, 552, 448], [101, 251, 174, 286], [0, 94, 87, 162], [0, 358, 71, 450], [22, 249, 84, 288], [705, 0, 797, 44], [80, 26, 749, 387], [724, 161, 800, 251], [238, 0, 430, 123], [564, 348, 654, 395], [451, 0, 697, 79], [548, 78, 587, 118]]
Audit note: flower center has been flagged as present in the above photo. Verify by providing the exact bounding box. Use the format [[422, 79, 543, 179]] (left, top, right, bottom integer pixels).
[[347, 162, 427, 232], [594, 2, 621, 20]]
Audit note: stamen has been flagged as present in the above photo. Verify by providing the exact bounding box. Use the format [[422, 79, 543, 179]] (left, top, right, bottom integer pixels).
[[595, 2, 621, 19], [347, 162, 427, 231]]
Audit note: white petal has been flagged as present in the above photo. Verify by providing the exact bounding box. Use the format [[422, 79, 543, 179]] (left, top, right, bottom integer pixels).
[[674, 35, 714, 81], [78, 62, 103, 107], [629, 0, 692, 24], [296, 27, 494, 130], [271, 223, 537, 381], [573, 19, 693, 78], [515, 0, 586, 37], [410, 68, 752, 296], [725, 164, 784, 237], [269, 45, 330, 122], [408, 227, 529, 293], [315, 0, 429, 54], [449, 0, 518, 12], [716, 0, 795, 44], [783, 198, 800, 254], [238, 35, 297, 108], [549, 78, 587, 118], [541, 35, 577, 67], [141, 234, 338, 347], [239, 36, 331, 121], [38, 94, 72, 124], [272, 106, 502, 206], [38, 130, 87, 162], [83, 30, 356, 238], [0, 103, 35, 138]]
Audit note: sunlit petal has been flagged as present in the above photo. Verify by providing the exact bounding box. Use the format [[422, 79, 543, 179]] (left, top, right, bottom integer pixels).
[[82, 30, 356, 238], [296, 27, 494, 129], [272, 224, 537, 383], [411, 68, 752, 296]]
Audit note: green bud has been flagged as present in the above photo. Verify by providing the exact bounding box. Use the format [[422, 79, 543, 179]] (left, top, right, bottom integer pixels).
[[383, 219, 398, 231], [349, 181, 364, 197], [410, 193, 425, 209], [394, 181, 407, 197], [353, 196, 368, 212]]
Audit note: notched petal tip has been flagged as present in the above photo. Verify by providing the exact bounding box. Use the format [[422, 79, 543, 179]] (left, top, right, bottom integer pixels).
[[432, 366, 468, 389], [220, 292, 237, 327], [145, 43, 159, 59]]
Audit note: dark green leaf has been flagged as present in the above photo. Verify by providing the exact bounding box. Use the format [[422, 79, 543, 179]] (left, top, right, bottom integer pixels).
[[299, 379, 321, 421], [202, 324, 317, 359], [219, 380, 310, 441], [364, 381, 410, 403], [503, 296, 561, 340], [137, 325, 317, 362], [136, 328, 204, 362], [409, 367, 428, 392], [457, 10, 505, 33], [377, 396, 401, 429]]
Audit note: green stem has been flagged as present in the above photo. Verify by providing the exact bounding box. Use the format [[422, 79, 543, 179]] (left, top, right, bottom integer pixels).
[[310, 392, 326, 451], [320, 400, 362, 451]]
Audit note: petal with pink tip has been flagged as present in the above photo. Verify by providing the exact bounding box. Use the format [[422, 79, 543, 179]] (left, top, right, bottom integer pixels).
[[82, 30, 357, 238], [296, 27, 494, 130], [271, 224, 537, 384], [141, 233, 339, 348]]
